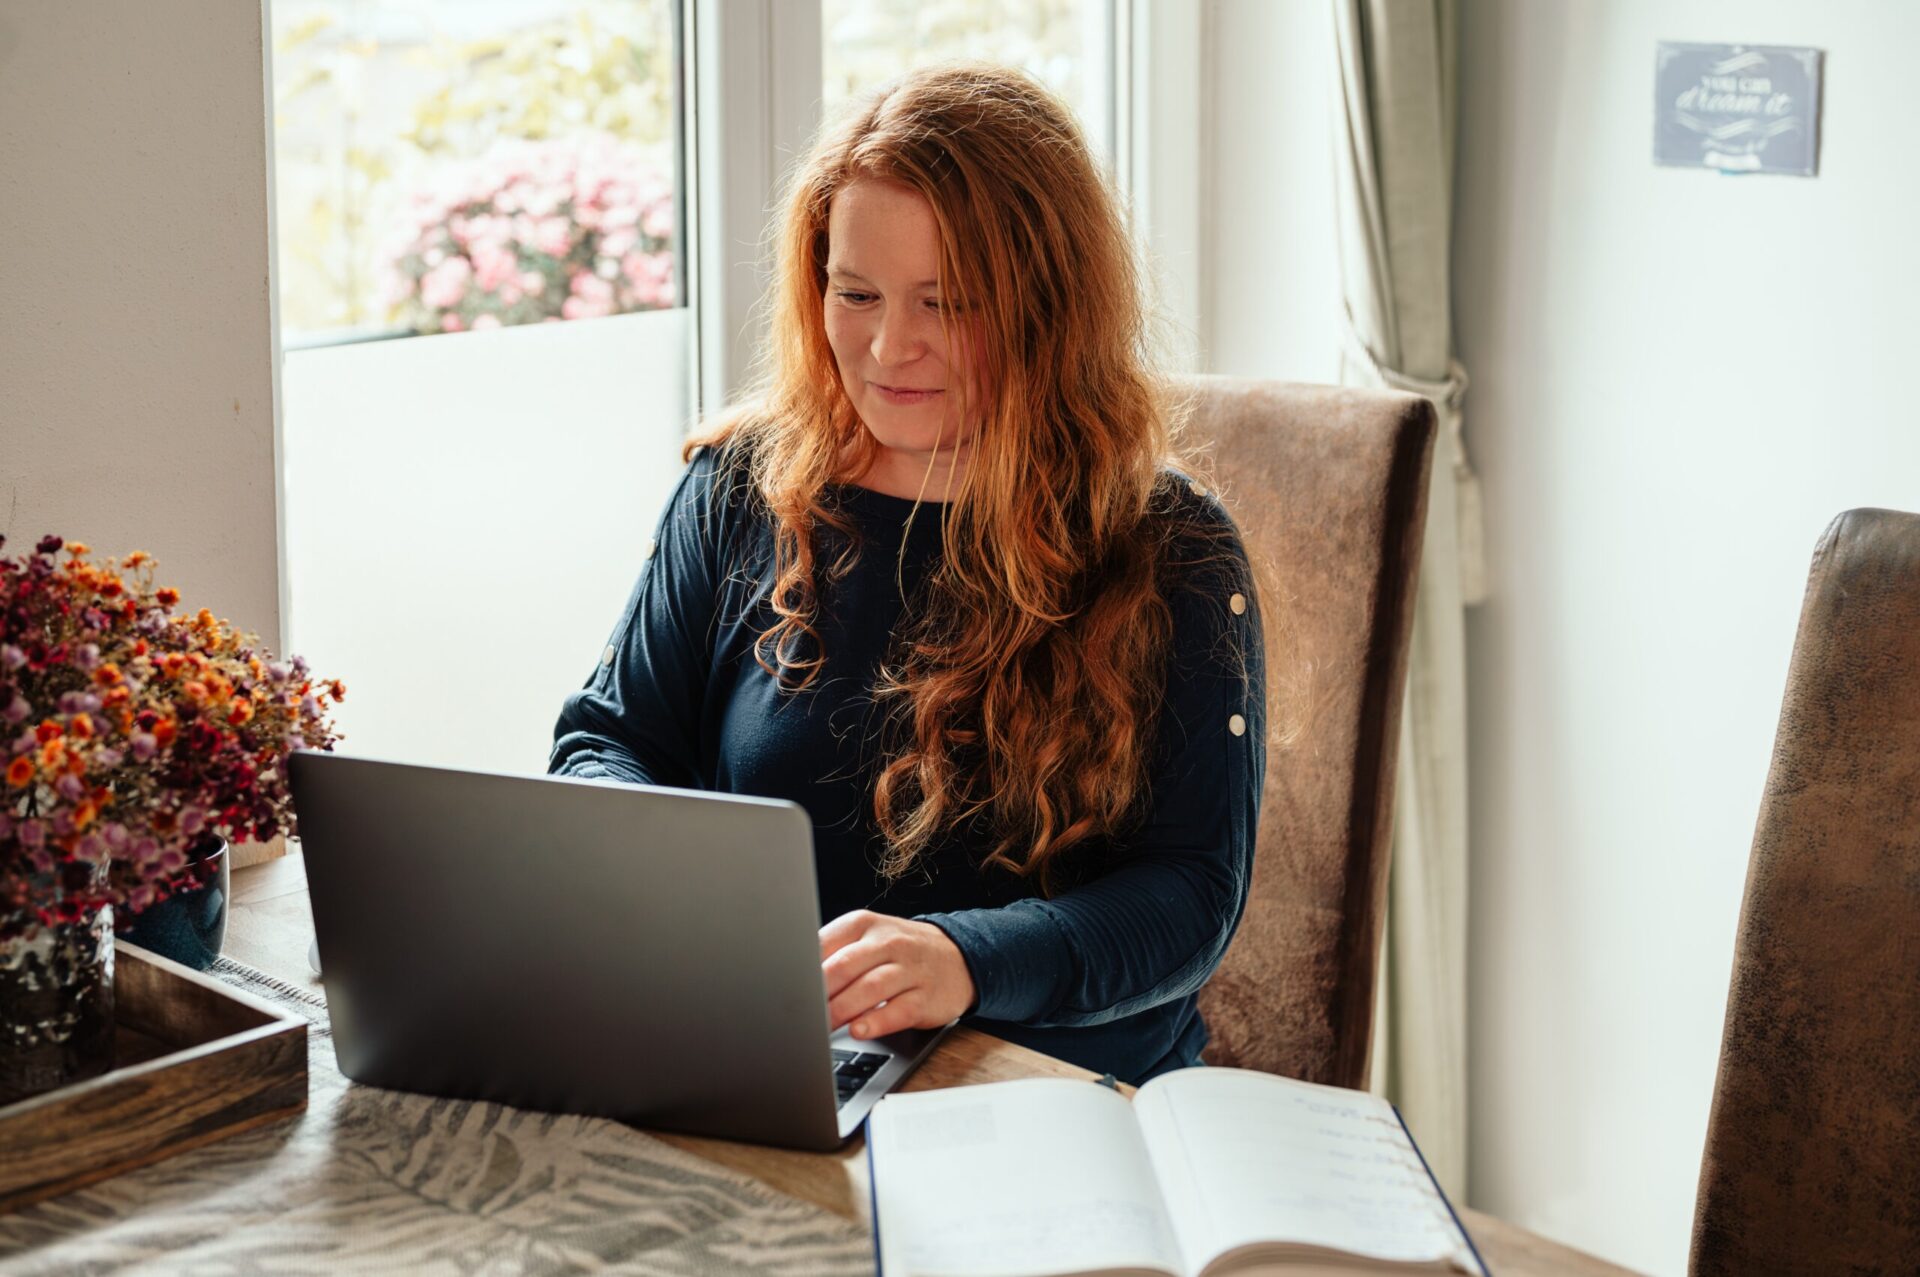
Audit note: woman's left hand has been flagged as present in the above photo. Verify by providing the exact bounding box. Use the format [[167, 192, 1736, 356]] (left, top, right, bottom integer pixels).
[[820, 910, 976, 1039]]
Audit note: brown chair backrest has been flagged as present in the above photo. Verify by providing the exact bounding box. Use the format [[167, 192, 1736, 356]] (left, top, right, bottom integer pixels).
[[1183, 376, 1435, 1090], [1690, 508, 1920, 1275]]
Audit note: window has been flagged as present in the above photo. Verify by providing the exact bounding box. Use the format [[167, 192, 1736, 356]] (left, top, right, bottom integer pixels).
[[270, 0, 692, 777], [268, 0, 1189, 776], [820, 0, 1117, 165]]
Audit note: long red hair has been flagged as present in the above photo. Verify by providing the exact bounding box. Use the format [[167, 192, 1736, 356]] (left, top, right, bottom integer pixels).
[[689, 63, 1203, 894]]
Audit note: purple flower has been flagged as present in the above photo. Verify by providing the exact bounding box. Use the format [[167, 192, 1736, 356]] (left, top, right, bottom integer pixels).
[[179, 807, 207, 836], [51, 810, 75, 836], [94, 746, 123, 769], [130, 732, 157, 762], [0, 644, 24, 670], [58, 691, 87, 714], [75, 832, 108, 864], [17, 818, 45, 848], [72, 643, 101, 671], [102, 822, 129, 852], [267, 661, 292, 684], [3, 694, 28, 724], [54, 773, 84, 802], [35, 535, 62, 555]]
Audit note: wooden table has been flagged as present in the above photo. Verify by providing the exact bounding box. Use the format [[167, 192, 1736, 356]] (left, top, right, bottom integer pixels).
[[230, 854, 1637, 1277]]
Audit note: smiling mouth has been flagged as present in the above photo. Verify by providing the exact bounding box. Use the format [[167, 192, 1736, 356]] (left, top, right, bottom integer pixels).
[[873, 383, 944, 394]]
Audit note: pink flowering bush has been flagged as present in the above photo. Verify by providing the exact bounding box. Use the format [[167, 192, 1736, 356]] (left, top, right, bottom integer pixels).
[[389, 135, 676, 335], [1, 536, 343, 942]]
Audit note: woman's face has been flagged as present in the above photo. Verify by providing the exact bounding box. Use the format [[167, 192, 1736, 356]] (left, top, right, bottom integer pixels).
[[823, 179, 977, 497]]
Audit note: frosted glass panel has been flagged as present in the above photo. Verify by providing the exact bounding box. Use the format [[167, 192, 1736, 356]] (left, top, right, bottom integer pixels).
[[280, 309, 688, 776]]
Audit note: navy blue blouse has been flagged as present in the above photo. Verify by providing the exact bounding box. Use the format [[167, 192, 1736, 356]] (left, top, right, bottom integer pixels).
[[548, 444, 1266, 1083]]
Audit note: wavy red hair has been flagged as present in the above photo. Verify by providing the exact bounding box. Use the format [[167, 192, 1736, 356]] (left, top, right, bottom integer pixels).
[[689, 63, 1202, 894]]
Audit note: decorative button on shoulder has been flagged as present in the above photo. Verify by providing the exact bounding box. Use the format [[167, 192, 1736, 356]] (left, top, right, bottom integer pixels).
[[644, 536, 658, 559], [1228, 713, 1246, 737], [602, 645, 616, 667], [1229, 592, 1247, 615]]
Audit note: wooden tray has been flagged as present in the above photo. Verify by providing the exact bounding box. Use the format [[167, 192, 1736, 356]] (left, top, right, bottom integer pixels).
[[0, 940, 308, 1212]]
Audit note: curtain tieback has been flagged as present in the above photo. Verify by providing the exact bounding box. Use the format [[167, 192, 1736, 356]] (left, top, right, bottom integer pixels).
[[1339, 317, 1489, 605]]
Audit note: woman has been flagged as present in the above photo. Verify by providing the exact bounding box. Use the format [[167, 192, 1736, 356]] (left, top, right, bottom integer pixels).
[[549, 63, 1265, 1084]]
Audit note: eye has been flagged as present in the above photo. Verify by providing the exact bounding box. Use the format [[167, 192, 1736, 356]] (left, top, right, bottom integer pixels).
[[834, 290, 877, 305]]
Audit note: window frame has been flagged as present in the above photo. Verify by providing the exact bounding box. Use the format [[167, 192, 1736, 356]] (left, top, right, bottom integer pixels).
[[687, 0, 1206, 417]]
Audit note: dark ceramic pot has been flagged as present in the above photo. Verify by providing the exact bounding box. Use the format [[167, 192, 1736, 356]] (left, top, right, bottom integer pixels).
[[117, 835, 229, 971]]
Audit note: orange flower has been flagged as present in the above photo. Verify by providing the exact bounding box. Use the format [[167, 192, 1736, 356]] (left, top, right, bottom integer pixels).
[[182, 680, 209, 705], [93, 663, 123, 688], [228, 700, 255, 726], [6, 757, 32, 788], [328, 679, 347, 703], [102, 686, 131, 709], [65, 750, 85, 776], [69, 713, 94, 739], [100, 578, 124, 598], [39, 739, 65, 770], [133, 639, 149, 657], [206, 673, 233, 703], [156, 586, 180, 609], [195, 608, 216, 630], [188, 652, 209, 673], [248, 656, 264, 679], [35, 719, 63, 743], [161, 652, 187, 678], [73, 799, 97, 831], [153, 718, 178, 747], [65, 541, 90, 557], [124, 551, 150, 568]]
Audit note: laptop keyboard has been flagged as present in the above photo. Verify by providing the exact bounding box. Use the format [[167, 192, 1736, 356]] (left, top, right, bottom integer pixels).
[[832, 1048, 889, 1107]]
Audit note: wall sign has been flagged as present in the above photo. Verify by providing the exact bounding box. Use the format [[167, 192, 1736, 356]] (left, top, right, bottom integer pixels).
[[1654, 42, 1822, 176]]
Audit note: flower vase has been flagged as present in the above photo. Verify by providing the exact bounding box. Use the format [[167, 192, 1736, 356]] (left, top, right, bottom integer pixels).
[[0, 902, 115, 1105], [118, 835, 230, 971]]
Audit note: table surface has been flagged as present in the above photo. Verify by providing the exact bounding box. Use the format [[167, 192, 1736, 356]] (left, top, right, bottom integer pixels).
[[228, 853, 1639, 1277]]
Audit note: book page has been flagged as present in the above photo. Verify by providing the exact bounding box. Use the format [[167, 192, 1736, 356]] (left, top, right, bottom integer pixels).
[[1133, 1069, 1476, 1275], [870, 1079, 1184, 1277]]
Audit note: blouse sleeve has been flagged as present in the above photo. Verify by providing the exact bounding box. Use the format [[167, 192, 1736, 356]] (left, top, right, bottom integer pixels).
[[916, 492, 1267, 1028], [547, 448, 730, 789]]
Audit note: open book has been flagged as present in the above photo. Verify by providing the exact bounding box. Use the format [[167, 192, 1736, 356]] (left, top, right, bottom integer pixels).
[[867, 1068, 1486, 1277]]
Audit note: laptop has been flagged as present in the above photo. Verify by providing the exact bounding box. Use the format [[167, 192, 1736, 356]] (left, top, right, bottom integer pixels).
[[287, 751, 952, 1150]]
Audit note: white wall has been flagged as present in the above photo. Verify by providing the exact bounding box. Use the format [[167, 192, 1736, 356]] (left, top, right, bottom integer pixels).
[[1206, 1, 1920, 1272], [1458, 2, 1920, 1272], [0, 1, 279, 648]]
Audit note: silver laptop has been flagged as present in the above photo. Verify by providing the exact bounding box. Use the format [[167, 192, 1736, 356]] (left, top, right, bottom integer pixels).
[[287, 751, 951, 1150]]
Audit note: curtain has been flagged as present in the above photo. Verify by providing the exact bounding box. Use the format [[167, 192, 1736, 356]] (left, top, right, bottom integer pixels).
[[1330, 0, 1484, 1199]]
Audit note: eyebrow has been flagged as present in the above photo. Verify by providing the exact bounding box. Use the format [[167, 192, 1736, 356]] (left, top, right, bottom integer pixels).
[[827, 267, 941, 289]]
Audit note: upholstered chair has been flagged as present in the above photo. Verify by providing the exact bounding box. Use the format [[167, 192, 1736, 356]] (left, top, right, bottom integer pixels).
[[1690, 508, 1920, 1274], [1184, 377, 1436, 1090]]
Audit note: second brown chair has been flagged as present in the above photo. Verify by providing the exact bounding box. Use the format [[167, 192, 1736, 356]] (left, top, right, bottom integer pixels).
[[1690, 507, 1920, 1274], [1183, 377, 1436, 1089]]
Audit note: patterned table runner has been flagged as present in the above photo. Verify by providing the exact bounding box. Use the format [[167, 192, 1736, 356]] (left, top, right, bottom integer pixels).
[[0, 958, 873, 1275]]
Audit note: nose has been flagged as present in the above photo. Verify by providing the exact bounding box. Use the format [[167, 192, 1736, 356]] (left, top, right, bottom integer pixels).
[[870, 304, 925, 368]]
